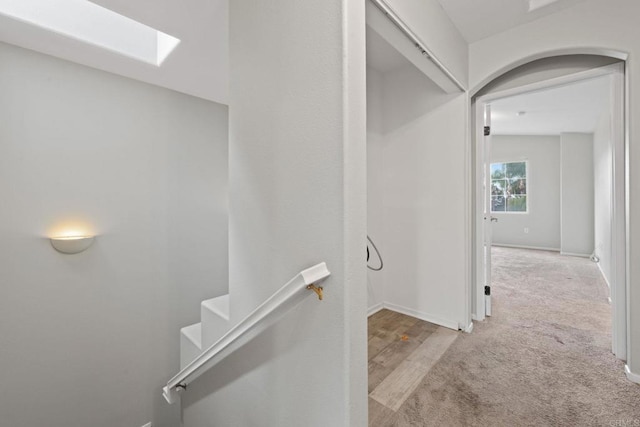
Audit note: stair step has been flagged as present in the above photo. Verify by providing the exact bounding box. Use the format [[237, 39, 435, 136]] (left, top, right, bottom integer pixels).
[[201, 294, 230, 348], [180, 322, 202, 369]]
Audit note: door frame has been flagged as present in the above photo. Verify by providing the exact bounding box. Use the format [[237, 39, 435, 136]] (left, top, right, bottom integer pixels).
[[479, 103, 493, 318], [471, 62, 628, 360]]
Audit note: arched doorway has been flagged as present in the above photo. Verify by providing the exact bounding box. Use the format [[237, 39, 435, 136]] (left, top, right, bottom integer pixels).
[[469, 53, 628, 363]]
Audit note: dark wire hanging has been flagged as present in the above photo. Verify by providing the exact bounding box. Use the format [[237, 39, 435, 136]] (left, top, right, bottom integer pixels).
[[367, 235, 384, 271]]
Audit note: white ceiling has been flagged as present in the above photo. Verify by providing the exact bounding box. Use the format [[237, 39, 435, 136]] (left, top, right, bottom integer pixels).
[[436, 0, 586, 43], [0, 0, 228, 104], [490, 75, 611, 135], [0, 0, 594, 105]]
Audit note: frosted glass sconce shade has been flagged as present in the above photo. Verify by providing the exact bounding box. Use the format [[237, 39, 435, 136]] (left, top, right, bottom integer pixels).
[[50, 236, 95, 254]]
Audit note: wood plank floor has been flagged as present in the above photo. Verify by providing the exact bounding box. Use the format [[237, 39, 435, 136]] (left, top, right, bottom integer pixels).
[[368, 309, 459, 425]]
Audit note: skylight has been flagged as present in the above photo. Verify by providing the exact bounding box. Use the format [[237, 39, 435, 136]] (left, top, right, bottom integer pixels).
[[0, 0, 180, 66], [528, 0, 561, 12]]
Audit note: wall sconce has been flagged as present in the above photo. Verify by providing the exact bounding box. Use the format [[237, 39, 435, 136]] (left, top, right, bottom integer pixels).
[[50, 235, 95, 254]]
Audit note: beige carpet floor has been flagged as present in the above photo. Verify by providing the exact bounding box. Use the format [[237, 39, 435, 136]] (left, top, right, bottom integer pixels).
[[372, 247, 640, 426]]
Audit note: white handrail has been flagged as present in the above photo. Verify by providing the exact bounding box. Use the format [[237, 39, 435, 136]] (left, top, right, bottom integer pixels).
[[162, 262, 331, 404]]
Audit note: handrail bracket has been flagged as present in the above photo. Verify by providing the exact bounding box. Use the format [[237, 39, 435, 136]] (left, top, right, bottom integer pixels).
[[306, 284, 324, 300]]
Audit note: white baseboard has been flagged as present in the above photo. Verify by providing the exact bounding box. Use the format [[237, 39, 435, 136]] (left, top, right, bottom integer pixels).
[[368, 302, 461, 331], [596, 262, 612, 289], [381, 302, 460, 331], [492, 243, 560, 252], [463, 321, 474, 334], [367, 302, 384, 317], [560, 251, 591, 258], [625, 365, 640, 384]]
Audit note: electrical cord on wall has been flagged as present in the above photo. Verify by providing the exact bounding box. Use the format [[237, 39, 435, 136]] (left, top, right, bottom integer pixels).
[[367, 235, 384, 271]]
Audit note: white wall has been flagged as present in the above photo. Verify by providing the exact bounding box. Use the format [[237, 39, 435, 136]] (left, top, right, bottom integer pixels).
[[182, 0, 368, 426], [367, 62, 467, 329], [0, 42, 228, 427], [469, 0, 640, 373], [491, 135, 561, 250], [560, 133, 594, 256], [594, 110, 613, 285], [367, 66, 386, 309]]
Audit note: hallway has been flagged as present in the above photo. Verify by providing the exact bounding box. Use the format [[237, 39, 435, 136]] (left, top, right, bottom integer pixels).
[[368, 247, 640, 426]]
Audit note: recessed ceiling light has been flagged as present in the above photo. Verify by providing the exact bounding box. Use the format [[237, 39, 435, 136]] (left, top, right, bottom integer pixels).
[[528, 0, 561, 12], [0, 0, 180, 66]]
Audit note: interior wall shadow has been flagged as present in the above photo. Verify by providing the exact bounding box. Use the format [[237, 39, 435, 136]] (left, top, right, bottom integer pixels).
[[381, 63, 459, 134], [366, 51, 469, 327], [475, 54, 620, 98]]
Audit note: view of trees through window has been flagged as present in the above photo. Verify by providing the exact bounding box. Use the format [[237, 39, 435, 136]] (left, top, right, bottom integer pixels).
[[491, 161, 527, 212]]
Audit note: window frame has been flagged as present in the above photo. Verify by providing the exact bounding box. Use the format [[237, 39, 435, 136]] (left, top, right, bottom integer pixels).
[[490, 159, 529, 214]]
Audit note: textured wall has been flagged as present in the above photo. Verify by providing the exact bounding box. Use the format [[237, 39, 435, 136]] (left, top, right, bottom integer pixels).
[[560, 133, 594, 256], [0, 42, 228, 427], [182, 0, 368, 425], [367, 62, 468, 329]]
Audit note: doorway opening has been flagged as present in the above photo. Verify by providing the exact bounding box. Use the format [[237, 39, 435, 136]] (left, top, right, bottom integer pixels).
[[472, 58, 628, 363]]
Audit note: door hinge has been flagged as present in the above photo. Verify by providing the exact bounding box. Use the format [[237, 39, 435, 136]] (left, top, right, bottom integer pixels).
[[484, 285, 491, 296], [484, 126, 491, 136]]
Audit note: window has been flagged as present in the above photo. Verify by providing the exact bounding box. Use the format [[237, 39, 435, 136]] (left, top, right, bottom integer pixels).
[[491, 161, 527, 213]]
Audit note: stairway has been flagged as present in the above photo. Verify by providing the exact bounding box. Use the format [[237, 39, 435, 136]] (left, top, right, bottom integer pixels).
[[179, 294, 230, 369], [165, 262, 330, 404]]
